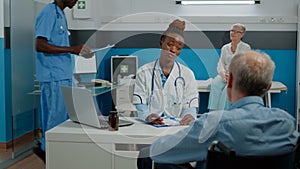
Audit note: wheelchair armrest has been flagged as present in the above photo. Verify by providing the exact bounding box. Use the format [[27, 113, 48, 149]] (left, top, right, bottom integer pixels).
[[209, 140, 236, 156]]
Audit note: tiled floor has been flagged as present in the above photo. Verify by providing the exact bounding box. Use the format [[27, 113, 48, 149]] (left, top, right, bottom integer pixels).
[[0, 130, 43, 169], [5, 153, 45, 169]]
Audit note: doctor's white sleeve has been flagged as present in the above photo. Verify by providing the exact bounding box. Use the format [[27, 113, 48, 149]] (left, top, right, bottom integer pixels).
[[132, 68, 148, 104], [181, 70, 198, 119], [135, 104, 151, 121], [217, 47, 226, 75], [182, 107, 197, 119]]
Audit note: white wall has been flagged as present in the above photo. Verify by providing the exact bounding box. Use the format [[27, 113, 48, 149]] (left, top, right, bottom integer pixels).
[[0, 0, 3, 37], [4, 0, 9, 27], [64, 0, 299, 31]]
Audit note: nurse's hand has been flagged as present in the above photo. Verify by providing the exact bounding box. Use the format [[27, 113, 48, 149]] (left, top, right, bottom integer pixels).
[[70, 44, 93, 58], [79, 45, 94, 58], [146, 114, 164, 125], [180, 114, 195, 125]]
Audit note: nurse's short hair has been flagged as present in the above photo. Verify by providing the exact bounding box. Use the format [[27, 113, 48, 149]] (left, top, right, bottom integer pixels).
[[229, 50, 275, 96]]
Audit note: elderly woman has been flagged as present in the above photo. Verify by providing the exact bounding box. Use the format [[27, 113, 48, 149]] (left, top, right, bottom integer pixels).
[[208, 23, 251, 111]]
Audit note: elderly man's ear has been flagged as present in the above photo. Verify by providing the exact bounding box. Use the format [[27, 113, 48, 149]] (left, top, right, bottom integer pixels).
[[227, 73, 233, 89]]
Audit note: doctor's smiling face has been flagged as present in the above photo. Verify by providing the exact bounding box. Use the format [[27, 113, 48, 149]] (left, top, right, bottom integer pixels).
[[160, 33, 184, 62], [159, 19, 185, 64]]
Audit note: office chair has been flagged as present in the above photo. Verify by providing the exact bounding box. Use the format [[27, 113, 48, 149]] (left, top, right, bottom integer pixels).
[[205, 140, 300, 169]]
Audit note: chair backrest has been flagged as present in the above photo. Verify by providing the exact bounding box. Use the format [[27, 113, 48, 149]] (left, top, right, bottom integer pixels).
[[205, 140, 300, 169]]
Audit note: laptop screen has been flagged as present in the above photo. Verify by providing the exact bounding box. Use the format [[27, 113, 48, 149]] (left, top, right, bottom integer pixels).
[[61, 86, 104, 128], [61, 86, 133, 128]]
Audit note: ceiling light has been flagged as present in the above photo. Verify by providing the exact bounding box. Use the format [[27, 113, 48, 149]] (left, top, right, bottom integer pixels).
[[176, 0, 260, 5]]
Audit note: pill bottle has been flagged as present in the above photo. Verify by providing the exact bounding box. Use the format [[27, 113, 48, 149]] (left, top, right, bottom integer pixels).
[[109, 111, 119, 131]]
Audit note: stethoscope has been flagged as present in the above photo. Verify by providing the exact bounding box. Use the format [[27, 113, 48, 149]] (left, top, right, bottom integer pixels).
[[150, 59, 186, 106], [133, 59, 197, 117]]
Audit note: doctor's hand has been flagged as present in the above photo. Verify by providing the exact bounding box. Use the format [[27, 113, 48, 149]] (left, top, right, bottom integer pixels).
[[146, 114, 164, 125], [180, 114, 195, 125]]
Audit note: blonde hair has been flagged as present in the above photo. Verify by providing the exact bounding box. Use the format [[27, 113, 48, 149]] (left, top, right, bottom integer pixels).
[[232, 23, 246, 33]]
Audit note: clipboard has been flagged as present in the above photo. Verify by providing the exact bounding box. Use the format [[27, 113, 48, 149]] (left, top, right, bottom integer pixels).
[[90, 44, 115, 54], [135, 118, 182, 128], [79, 44, 115, 57]]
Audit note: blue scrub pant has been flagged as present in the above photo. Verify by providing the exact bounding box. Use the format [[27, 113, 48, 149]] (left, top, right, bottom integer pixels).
[[39, 79, 72, 151]]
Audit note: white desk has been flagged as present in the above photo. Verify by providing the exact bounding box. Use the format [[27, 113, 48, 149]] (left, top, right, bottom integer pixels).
[[46, 118, 187, 169], [197, 79, 287, 107]]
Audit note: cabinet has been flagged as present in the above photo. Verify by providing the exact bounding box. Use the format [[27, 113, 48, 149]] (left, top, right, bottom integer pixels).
[[46, 119, 187, 169], [47, 142, 113, 169]]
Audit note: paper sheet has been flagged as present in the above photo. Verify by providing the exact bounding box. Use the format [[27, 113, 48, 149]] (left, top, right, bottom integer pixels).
[[135, 117, 181, 128], [91, 44, 115, 53], [74, 54, 97, 74]]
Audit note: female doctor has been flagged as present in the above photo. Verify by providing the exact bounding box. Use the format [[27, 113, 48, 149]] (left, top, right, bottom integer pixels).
[[132, 19, 199, 125]]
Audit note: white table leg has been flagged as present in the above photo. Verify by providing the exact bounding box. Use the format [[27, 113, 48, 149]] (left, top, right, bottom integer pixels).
[[265, 92, 272, 107]]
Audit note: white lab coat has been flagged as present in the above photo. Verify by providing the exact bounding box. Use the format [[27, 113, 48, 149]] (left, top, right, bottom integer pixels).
[[133, 60, 198, 119]]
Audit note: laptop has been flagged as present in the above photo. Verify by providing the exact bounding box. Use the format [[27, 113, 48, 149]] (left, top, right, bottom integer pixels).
[[61, 85, 133, 129]]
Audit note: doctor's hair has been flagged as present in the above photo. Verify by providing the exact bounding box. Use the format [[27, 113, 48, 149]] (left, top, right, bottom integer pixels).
[[229, 50, 275, 96], [160, 19, 185, 42]]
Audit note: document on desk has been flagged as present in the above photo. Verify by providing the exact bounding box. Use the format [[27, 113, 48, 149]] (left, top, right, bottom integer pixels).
[[271, 81, 287, 90], [136, 117, 181, 128]]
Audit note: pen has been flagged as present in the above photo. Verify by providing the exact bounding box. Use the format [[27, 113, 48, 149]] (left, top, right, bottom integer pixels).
[[150, 117, 164, 123], [169, 117, 180, 122]]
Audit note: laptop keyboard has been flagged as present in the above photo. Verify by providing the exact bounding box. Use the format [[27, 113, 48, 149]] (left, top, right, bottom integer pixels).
[[98, 116, 109, 128], [78, 82, 102, 87], [98, 116, 133, 128]]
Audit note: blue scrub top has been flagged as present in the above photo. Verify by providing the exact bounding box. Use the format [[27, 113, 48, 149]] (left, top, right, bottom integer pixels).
[[35, 3, 73, 82]]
